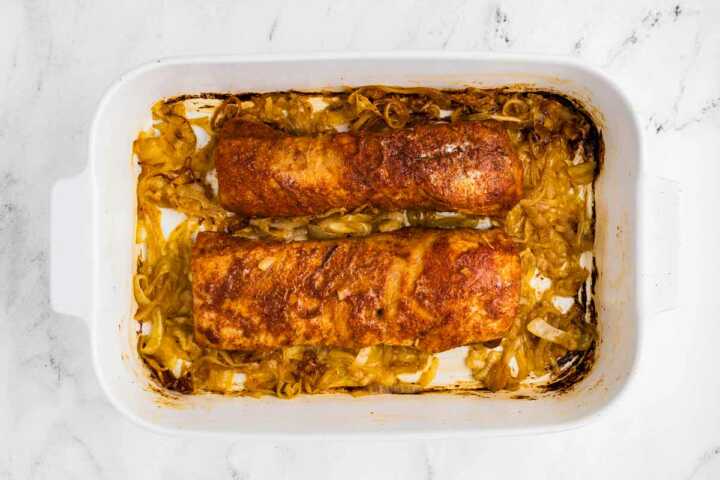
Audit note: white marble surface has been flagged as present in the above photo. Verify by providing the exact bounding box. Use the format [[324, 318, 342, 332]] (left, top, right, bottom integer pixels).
[[1, 0, 719, 478]]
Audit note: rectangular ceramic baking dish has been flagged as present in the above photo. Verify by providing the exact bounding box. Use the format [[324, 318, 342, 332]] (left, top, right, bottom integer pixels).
[[50, 52, 644, 436]]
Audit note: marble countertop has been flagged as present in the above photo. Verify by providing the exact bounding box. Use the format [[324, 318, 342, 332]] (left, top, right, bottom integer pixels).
[[2, 0, 719, 478]]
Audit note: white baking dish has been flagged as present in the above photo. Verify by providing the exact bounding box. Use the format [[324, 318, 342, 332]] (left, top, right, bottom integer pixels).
[[51, 52, 643, 436]]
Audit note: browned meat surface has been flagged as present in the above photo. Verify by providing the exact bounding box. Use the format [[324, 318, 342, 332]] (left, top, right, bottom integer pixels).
[[192, 228, 520, 353], [214, 120, 523, 217]]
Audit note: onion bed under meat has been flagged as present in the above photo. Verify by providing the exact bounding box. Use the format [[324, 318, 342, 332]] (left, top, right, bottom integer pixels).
[[133, 87, 598, 397]]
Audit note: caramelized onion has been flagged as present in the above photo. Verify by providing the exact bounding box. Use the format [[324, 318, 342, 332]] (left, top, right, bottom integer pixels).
[[133, 88, 597, 397]]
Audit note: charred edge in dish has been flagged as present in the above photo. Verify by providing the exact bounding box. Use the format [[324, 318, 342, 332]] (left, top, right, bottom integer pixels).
[[144, 365, 193, 402], [546, 97, 601, 394], [538, 92, 601, 395], [337, 387, 540, 400], [542, 340, 596, 394]]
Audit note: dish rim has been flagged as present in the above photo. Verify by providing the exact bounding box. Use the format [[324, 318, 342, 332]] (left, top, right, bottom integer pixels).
[[77, 51, 643, 437]]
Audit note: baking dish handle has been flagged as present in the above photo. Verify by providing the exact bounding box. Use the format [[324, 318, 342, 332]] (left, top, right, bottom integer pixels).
[[641, 175, 681, 314], [50, 168, 92, 321]]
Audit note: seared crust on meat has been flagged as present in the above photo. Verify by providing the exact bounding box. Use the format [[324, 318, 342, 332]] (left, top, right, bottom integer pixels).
[[214, 120, 523, 217], [192, 228, 520, 353]]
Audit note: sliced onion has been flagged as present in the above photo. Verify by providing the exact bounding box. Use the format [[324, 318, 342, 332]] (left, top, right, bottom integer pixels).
[[527, 318, 590, 351]]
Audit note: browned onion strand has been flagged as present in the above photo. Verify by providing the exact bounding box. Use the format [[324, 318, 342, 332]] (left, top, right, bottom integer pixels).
[[133, 87, 597, 397]]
